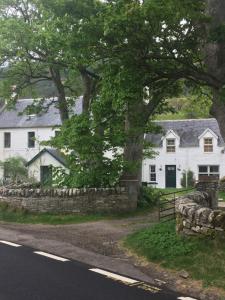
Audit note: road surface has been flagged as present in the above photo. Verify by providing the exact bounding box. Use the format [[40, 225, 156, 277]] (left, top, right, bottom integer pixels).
[[0, 240, 197, 300]]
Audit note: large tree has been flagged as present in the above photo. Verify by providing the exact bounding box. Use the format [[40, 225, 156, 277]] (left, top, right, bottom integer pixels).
[[0, 0, 100, 121], [203, 0, 225, 139], [51, 0, 210, 190]]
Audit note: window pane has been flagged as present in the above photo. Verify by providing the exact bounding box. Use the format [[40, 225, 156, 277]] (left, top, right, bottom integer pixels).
[[199, 166, 207, 173], [4, 132, 11, 148], [210, 165, 219, 173], [28, 132, 35, 148], [167, 139, 175, 146], [55, 130, 60, 137], [150, 174, 156, 182], [150, 165, 155, 172], [167, 146, 175, 153], [204, 145, 213, 152], [204, 138, 212, 145]]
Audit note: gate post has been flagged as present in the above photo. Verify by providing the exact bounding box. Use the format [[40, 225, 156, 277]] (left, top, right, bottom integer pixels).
[[196, 176, 219, 209]]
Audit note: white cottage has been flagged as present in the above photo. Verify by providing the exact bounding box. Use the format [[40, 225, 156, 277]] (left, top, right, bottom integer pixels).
[[0, 99, 224, 188], [142, 119, 225, 188], [0, 98, 82, 183]]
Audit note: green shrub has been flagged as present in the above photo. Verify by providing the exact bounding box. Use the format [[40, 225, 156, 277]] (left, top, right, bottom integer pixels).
[[180, 169, 195, 188], [138, 186, 161, 208]]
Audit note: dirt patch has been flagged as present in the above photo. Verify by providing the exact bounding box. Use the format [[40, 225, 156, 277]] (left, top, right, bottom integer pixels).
[[0, 211, 158, 257]]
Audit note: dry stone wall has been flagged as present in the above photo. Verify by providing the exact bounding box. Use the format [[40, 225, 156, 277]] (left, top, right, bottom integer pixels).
[[0, 187, 136, 214], [176, 191, 225, 237]]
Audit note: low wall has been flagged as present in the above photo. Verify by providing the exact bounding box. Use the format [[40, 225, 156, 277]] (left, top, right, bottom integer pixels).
[[0, 187, 137, 214], [176, 191, 225, 236]]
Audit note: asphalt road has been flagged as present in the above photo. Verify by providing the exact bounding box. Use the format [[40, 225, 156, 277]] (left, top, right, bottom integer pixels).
[[0, 241, 196, 300]]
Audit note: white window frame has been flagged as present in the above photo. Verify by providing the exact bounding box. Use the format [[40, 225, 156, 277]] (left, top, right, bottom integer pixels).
[[198, 165, 219, 179], [149, 165, 156, 182], [166, 138, 176, 153], [204, 138, 213, 153]]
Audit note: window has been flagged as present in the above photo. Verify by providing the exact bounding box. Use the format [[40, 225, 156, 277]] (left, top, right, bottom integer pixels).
[[204, 138, 213, 152], [55, 130, 60, 137], [28, 132, 35, 148], [4, 132, 11, 148], [149, 165, 156, 182], [198, 165, 219, 180], [166, 139, 175, 153]]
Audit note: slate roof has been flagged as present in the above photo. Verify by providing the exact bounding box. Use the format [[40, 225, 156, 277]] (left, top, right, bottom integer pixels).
[[0, 97, 83, 128], [145, 119, 225, 147], [26, 148, 67, 167]]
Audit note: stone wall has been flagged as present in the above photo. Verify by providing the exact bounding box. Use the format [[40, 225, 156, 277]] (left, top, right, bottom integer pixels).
[[219, 182, 225, 192], [0, 187, 137, 214], [176, 191, 225, 236]]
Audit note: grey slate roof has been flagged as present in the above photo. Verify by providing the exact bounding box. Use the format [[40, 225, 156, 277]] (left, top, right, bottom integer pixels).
[[0, 97, 83, 128], [145, 119, 225, 147], [27, 148, 67, 167]]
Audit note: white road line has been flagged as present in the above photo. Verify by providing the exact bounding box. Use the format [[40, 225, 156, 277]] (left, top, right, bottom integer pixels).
[[0, 240, 21, 247], [34, 251, 69, 262], [178, 297, 198, 300], [89, 268, 139, 285]]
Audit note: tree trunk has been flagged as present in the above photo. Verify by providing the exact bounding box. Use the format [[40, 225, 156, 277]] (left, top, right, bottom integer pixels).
[[50, 66, 69, 122], [79, 66, 96, 113], [204, 0, 225, 141]]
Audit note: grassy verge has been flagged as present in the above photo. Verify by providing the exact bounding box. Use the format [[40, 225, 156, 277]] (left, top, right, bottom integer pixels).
[[124, 221, 225, 290], [0, 203, 153, 225], [219, 191, 225, 201]]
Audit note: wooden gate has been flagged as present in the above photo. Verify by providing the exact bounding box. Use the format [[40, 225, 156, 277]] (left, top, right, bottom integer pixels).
[[158, 189, 195, 222]]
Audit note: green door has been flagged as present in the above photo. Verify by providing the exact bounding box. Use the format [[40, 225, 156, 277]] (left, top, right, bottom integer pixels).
[[40, 166, 52, 186], [165, 165, 176, 188]]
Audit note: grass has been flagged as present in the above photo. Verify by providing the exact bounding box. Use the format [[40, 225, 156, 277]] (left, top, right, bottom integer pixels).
[[0, 202, 153, 225], [219, 191, 225, 201], [157, 187, 195, 201], [124, 221, 225, 290]]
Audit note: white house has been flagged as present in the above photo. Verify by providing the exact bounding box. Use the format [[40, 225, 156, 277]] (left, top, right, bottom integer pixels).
[[142, 119, 225, 188], [0, 98, 82, 183], [0, 98, 224, 188]]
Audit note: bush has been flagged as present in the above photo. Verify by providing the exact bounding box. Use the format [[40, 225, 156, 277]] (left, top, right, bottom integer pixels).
[[180, 170, 195, 188], [0, 156, 29, 185], [220, 176, 225, 183], [138, 186, 161, 208]]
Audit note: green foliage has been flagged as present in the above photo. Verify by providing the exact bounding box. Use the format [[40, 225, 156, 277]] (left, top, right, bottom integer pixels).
[[0, 156, 28, 184], [0, 0, 209, 188], [138, 187, 161, 208], [180, 170, 195, 188], [49, 114, 124, 187], [125, 221, 196, 260], [125, 221, 225, 290]]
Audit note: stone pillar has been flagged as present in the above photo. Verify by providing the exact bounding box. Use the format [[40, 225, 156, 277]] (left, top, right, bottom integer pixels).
[[196, 176, 219, 209]]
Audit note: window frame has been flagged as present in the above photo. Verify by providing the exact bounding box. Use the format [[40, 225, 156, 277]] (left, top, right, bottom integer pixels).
[[204, 137, 213, 153], [166, 138, 176, 153], [4, 132, 11, 148], [28, 131, 35, 148], [198, 165, 219, 179], [149, 165, 156, 182]]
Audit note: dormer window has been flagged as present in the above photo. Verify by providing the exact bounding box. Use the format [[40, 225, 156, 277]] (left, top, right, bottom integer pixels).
[[204, 138, 213, 152], [166, 139, 175, 153]]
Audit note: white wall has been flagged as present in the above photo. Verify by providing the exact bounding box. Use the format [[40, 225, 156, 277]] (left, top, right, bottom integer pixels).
[[0, 127, 58, 179], [142, 130, 225, 188], [0, 127, 57, 161], [28, 151, 66, 182]]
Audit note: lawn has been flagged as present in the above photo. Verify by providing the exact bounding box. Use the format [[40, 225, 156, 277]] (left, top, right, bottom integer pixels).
[[156, 187, 195, 200], [0, 202, 153, 225], [219, 191, 225, 201], [124, 221, 225, 290]]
